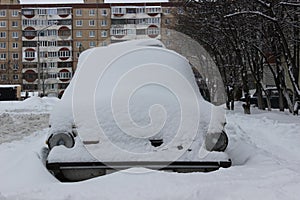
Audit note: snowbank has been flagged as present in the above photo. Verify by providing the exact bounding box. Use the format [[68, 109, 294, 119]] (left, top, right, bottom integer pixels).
[[0, 97, 59, 143], [0, 97, 59, 113], [1, 103, 300, 199]]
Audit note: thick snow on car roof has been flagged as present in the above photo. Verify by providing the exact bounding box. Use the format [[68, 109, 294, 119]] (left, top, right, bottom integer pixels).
[[49, 39, 228, 162]]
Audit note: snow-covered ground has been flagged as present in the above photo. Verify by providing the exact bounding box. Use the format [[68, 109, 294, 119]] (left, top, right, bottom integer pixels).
[[0, 97, 58, 144], [0, 99, 300, 200]]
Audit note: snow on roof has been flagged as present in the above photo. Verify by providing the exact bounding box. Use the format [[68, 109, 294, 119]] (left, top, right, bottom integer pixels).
[[0, 84, 21, 88]]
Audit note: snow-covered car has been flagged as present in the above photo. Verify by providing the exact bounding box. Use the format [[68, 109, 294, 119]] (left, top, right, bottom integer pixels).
[[45, 39, 231, 181]]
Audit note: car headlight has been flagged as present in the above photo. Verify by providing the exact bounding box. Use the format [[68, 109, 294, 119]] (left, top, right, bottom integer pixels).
[[205, 130, 228, 152], [47, 132, 75, 150]]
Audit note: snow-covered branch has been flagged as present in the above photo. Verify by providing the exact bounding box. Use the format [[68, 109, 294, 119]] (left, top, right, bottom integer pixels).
[[256, 0, 271, 8], [225, 11, 277, 22], [279, 2, 300, 7]]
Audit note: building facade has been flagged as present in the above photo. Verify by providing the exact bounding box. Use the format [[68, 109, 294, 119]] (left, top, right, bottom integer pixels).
[[21, 6, 73, 97], [0, 0, 179, 96], [0, 3, 22, 86]]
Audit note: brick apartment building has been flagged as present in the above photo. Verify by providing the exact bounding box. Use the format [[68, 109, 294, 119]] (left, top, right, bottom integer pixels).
[[0, 0, 177, 97]]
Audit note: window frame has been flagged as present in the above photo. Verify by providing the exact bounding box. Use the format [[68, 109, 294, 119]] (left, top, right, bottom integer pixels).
[[101, 30, 108, 37], [76, 20, 83, 27], [89, 20, 95, 26], [89, 30, 96, 37]]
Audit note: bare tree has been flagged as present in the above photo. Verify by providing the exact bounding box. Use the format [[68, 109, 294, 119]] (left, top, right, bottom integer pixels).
[[176, 0, 300, 113]]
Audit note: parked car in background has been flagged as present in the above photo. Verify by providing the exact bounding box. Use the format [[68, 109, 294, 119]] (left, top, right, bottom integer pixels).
[[241, 87, 293, 109], [0, 85, 21, 101]]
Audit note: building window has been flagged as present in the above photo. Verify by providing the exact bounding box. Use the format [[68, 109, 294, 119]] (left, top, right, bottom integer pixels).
[[24, 51, 35, 59], [0, 32, 6, 38], [41, 63, 47, 69], [12, 43, 18, 49], [89, 9, 96, 16], [12, 32, 18, 38], [147, 27, 160, 35], [165, 29, 171, 36], [76, 9, 82, 16], [0, 53, 6, 60], [48, 51, 57, 58], [112, 7, 125, 15], [111, 28, 126, 36], [48, 41, 57, 47], [164, 8, 171, 14], [101, 20, 107, 26], [48, 8, 57, 15], [0, 21, 6, 27], [12, 53, 19, 60], [76, 31, 82, 37], [58, 41, 71, 46], [165, 18, 171, 25], [13, 63, 19, 70], [0, 10, 6, 17], [127, 29, 134, 35], [59, 72, 72, 79], [13, 74, 19, 80], [48, 72, 57, 79], [49, 84, 55, 89], [101, 41, 107, 46], [137, 7, 145, 13], [0, 42, 6, 49], [146, 7, 161, 13], [89, 20, 95, 26], [12, 21, 18, 27], [89, 41, 96, 47], [39, 41, 48, 47], [12, 10, 19, 17], [146, 18, 160, 24], [48, 29, 57, 36], [101, 9, 107, 16], [76, 20, 83, 26], [0, 63, 6, 70], [89, 30, 95, 37], [48, 62, 56, 68], [76, 41, 82, 48], [126, 8, 136, 14], [136, 29, 146, 35], [101, 30, 107, 37], [39, 51, 47, 58], [177, 8, 184, 14], [38, 9, 47, 15], [1, 74, 7, 80], [59, 50, 71, 58]]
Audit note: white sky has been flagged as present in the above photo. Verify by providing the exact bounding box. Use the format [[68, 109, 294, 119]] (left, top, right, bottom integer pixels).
[[20, 0, 168, 4]]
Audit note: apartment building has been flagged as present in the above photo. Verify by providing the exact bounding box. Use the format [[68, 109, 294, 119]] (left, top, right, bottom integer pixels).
[[0, 0, 179, 97], [0, 2, 22, 86], [72, 1, 111, 72], [21, 6, 73, 97]]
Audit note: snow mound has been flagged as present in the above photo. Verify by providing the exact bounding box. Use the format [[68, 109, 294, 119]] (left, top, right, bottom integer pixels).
[[1, 105, 300, 199], [0, 97, 59, 113]]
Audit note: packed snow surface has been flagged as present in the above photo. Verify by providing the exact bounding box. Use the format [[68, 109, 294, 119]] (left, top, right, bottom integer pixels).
[[0, 97, 58, 144], [0, 99, 300, 199]]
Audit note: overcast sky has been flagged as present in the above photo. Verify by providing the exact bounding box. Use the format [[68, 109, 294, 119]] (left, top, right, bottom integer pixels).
[[20, 0, 168, 4]]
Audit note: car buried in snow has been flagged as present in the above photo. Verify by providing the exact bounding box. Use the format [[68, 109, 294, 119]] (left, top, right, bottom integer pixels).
[[44, 39, 231, 181]]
